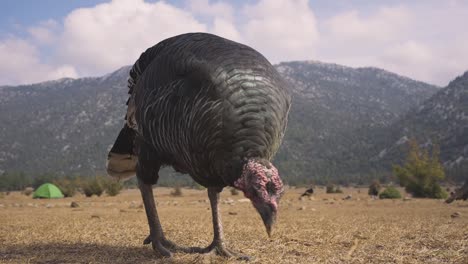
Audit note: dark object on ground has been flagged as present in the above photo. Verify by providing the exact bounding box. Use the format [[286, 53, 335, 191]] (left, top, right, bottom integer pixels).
[[170, 186, 183, 197], [301, 188, 314, 197], [230, 188, 239, 196], [107, 33, 291, 259], [368, 180, 381, 196], [70, 201, 79, 208], [23, 187, 34, 196], [450, 212, 461, 218], [446, 181, 468, 203]]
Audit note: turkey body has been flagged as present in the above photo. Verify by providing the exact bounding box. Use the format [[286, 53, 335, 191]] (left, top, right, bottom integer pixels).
[[129, 33, 291, 187]]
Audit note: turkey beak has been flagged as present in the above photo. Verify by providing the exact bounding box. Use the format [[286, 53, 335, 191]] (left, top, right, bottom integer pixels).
[[256, 203, 277, 238]]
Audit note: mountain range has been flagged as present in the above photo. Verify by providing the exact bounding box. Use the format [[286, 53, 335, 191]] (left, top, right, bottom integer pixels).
[[1, 61, 466, 185], [370, 71, 468, 182]]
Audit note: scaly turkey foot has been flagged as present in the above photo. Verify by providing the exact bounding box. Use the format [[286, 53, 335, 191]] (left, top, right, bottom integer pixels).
[[200, 241, 251, 261], [144, 235, 250, 260], [143, 235, 204, 254], [146, 235, 172, 258]]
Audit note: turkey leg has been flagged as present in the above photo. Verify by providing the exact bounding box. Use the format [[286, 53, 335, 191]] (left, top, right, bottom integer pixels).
[[200, 187, 250, 260], [139, 180, 173, 257], [139, 180, 201, 256]]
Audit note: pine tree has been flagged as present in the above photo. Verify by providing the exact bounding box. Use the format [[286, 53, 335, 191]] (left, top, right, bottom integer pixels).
[[393, 139, 447, 198]]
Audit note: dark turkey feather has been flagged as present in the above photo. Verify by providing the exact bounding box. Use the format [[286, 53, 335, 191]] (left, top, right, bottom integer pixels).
[[127, 33, 291, 187]]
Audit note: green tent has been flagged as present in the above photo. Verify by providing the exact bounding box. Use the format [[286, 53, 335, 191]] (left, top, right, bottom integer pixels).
[[33, 183, 64, 199]]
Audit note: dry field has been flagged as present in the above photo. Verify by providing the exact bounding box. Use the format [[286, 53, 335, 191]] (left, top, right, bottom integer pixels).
[[0, 187, 467, 264]]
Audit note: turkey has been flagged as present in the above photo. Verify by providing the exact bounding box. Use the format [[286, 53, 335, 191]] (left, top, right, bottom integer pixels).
[[446, 180, 468, 203], [107, 33, 291, 259], [300, 187, 314, 197]]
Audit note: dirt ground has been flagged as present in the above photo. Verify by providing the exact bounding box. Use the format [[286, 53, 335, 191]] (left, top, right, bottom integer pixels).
[[0, 187, 467, 264]]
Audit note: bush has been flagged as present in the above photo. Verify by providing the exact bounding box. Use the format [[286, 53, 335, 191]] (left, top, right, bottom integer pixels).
[[368, 180, 381, 196], [0, 171, 32, 191], [54, 179, 77, 197], [191, 183, 205, 190], [82, 178, 104, 197], [104, 180, 123, 196], [326, 184, 336, 193], [393, 140, 446, 198], [326, 184, 343, 194], [379, 186, 402, 199], [32, 173, 58, 189], [171, 186, 183, 197], [430, 184, 448, 199]]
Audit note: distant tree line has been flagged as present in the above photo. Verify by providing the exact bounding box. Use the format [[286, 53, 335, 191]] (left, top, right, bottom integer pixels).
[[0, 138, 463, 193], [0, 168, 202, 192], [0, 172, 127, 197]]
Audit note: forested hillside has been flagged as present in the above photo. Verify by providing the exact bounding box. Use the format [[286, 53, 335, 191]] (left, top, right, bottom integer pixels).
[[4, 61, 465, 187]]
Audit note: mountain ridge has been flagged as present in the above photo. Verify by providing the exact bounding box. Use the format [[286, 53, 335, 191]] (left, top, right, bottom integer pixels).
[[2, 60, 463, 185]]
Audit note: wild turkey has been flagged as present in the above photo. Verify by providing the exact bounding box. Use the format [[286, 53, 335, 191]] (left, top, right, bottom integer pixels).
[[446, 180, 468, 203], [301, 187, 314, 197], [107, 33, 291, 259]]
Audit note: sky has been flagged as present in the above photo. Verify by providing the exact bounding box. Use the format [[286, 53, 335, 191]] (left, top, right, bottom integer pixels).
[[1, 0, 467, 86]]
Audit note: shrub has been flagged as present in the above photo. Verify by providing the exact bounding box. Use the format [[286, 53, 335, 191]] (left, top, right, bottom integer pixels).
[[368, 180, 381, 196], [379, 186, 402, 199], [32, 173, 58, 189], [230, 188, 239, 196], [191, 183, 205, 190], [104, 180, 123, 196], [171, 186, 183, 197], [0, 171, 32, 191], [393, 140, 446, 198], [430, 184, 448, 199], [82, 178, 104, 197], [326, 184, 343, 194], [53, 179, 77, 197]]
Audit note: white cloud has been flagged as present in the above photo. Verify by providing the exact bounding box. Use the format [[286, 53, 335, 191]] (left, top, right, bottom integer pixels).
[[1, 0, 468, 86], [27, 19, 59, 45], [318, 3, 468, 86], [242, 0, 319, 63], [325, 6, 411, 44], [58, 0, 207, 76], [381, 41, 433, 68], [47, 65, 79, 81], [187, 0, 234, 21], [379, 41, 435, 83], [186, 0, 241, 41], [212, 17, 242, 41], [318, 6, 412, 64], [0, 37, 77, 85]]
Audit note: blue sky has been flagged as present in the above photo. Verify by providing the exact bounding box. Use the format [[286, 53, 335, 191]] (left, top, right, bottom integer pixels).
[[1, 1, 107, 33], [1, 0, 467, 86]]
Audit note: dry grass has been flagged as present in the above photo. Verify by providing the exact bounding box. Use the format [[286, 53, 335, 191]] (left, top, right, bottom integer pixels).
[[1, 187, 467, 264]]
